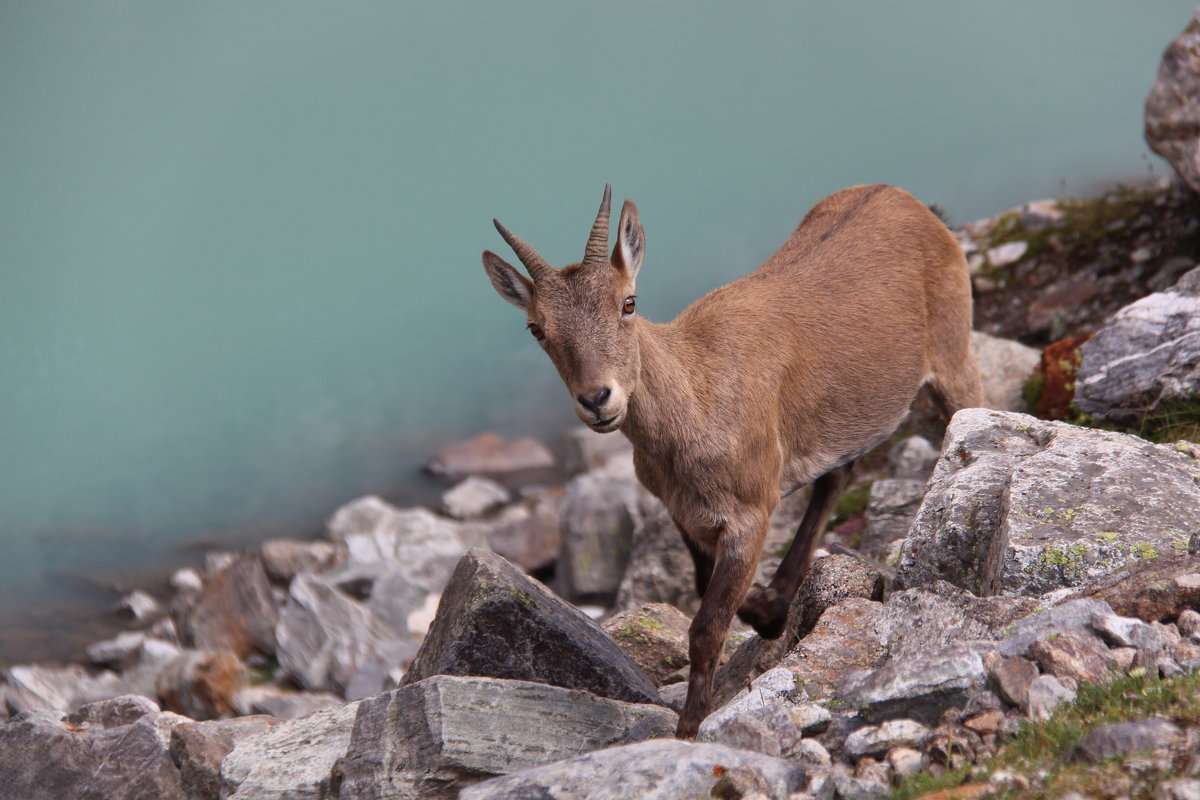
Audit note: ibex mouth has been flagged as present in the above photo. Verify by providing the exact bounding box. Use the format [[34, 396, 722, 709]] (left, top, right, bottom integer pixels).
[[589, 413, 623, 433]]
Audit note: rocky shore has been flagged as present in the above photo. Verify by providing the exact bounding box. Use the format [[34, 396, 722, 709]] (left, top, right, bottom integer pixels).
[[2, 215, 1196, 800], [4, 12, 1200, 799]]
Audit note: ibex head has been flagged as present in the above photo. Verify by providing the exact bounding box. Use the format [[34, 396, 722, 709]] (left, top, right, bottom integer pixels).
[[483, 185, 646, 433]]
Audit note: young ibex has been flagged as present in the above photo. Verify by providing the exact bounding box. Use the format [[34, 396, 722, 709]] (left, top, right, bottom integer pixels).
[[482, 184, 983, 738]]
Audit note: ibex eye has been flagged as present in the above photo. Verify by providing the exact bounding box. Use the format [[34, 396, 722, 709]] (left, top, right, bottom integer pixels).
[[527, 322, 545, 341], [623, 296, 637, 315]]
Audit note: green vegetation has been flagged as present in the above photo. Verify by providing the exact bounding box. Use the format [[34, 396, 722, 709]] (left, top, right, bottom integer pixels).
[[888, 669, 1200, 800]]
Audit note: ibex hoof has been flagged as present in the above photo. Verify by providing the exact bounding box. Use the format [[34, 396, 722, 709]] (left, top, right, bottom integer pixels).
[[738, 585, 790, 640]]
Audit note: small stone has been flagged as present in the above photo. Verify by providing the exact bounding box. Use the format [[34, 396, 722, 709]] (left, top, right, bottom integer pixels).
[[1110, 647, 1138, 671], [1157, 779, 1200, 800], [170, 568, 204, 594], [794, 738, 832, 769], [963, 710, 1003, 735], [844, 718, 930, 758], [117, 589, 163, 623], [1070, 718, 1183, 762], [888, 746, 924, 779], [1026, 675, 1075, 721], [1028, 632, 1111, 686], [441, 476, 510, 519], [1178, 609, 1200, 640]]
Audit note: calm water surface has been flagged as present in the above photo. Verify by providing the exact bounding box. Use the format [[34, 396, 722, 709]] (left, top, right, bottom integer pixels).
[[0, 1, 1193, 663]]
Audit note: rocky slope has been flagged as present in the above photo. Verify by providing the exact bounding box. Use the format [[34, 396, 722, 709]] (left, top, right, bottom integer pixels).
[[5, 13, 1200, 794]]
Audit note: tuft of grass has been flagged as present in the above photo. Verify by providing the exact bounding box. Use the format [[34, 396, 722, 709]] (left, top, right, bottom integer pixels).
[[888, 669, 1200, 800]]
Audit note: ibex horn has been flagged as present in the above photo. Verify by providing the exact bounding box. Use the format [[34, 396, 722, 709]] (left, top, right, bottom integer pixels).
[[493, 218, 553, 282], [583, 183, 612, 265]]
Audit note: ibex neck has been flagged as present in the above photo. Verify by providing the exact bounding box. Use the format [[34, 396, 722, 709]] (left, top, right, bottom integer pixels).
[[622, 319, 702, 450]]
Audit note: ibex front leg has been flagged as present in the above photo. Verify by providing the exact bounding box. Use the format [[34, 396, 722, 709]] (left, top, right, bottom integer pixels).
[[676, 513, 765, 739], [738, 463, 854, 639]]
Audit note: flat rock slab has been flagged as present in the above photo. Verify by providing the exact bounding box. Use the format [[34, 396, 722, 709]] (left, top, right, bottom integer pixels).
[[0, 702, 188, 800], [837, 643, 990, 725], [897, 409, 1200, 597], [458, 739, 806, 800], [403, 549, 661, 705], [1070, 718, 1184, 762], [338, 675, 676, 800], [220, 701, 360, 800]]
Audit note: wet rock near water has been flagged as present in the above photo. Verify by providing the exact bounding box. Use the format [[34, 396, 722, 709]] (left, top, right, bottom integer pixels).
[[425, 430, 556, 481]]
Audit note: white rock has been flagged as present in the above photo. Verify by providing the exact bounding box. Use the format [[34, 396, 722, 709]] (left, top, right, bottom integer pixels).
[[986, 241, 1028, 267], [117, 589, 163, 622], [441, 476, 510, 519], [170, 567, 204, 594]]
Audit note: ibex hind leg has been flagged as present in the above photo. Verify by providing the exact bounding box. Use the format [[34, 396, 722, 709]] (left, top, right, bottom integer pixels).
[[927, 352, 985, 421], [737, 463, 854, 640], [681, 529, 715, 599]]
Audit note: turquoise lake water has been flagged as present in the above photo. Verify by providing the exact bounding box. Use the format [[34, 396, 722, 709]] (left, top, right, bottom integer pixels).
[[1, 1, 1195, 662]]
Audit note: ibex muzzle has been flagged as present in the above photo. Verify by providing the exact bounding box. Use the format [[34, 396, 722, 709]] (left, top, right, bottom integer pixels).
[[482, 183, 984, 739]]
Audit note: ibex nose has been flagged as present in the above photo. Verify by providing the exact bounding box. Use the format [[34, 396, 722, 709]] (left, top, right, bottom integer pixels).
[[577, 387, 611, 415]]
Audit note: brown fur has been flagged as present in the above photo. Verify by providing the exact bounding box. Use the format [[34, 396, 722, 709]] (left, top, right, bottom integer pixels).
[[483, 184, 983, 738]]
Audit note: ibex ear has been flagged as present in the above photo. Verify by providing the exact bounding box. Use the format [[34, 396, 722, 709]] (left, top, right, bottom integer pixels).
[[482, 250, 533, 310], [613, 199, 645, 281]]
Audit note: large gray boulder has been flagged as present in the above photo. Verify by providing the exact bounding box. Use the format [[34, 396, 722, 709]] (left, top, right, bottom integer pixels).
[[403, 549, 661, 705], [897, 409, 1200, 597], [1145, 8, 1200, 194], [1075, 266, 1200, 421], [0, 697, 188, 800], [338, 676, 676, 800], [458, 739, 806, 800]]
